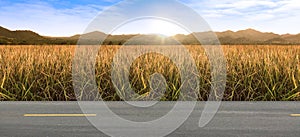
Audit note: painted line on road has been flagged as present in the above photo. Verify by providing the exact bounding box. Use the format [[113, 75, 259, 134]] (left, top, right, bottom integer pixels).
[[24, 114, 97, 117], [290, 114, 300, 117]]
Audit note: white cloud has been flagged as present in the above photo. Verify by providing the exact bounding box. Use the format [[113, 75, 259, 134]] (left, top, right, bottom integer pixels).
[[215, 0, 278, 9], [181, 0, 300, 34]]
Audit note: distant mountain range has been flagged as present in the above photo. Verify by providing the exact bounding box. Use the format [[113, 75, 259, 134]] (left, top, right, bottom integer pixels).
[[1, 26, 300, 45]]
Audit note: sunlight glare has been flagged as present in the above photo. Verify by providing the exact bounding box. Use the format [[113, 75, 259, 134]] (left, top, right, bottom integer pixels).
[[111, 19, 189, 36]]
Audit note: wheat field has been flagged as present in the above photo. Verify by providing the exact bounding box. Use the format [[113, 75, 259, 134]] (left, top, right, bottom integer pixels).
[[0, 45, 299, 101]]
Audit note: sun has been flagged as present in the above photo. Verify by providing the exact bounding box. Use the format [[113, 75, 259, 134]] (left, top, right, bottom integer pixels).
[[112, 19, 189, 36], [147, 19, 188, 36]]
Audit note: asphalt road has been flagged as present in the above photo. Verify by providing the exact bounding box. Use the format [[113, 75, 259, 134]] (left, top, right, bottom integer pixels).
[[0, 102, 300, 137]]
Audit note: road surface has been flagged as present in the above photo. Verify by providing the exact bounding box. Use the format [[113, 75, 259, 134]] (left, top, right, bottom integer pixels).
[[0, 102, 300, 137]]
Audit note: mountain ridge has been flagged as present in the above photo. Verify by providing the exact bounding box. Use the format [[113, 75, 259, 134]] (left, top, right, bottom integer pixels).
[[1, 26, 300, 45]]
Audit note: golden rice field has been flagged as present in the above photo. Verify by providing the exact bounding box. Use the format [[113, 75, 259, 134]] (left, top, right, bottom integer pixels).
[[0, 45, 299, 101]]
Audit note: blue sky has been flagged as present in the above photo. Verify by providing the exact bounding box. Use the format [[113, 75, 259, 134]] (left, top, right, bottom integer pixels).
[[1, 0, 300, 36]]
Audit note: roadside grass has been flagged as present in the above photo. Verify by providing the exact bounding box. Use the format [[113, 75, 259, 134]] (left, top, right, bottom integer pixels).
[[0, 45, 299, 101]]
